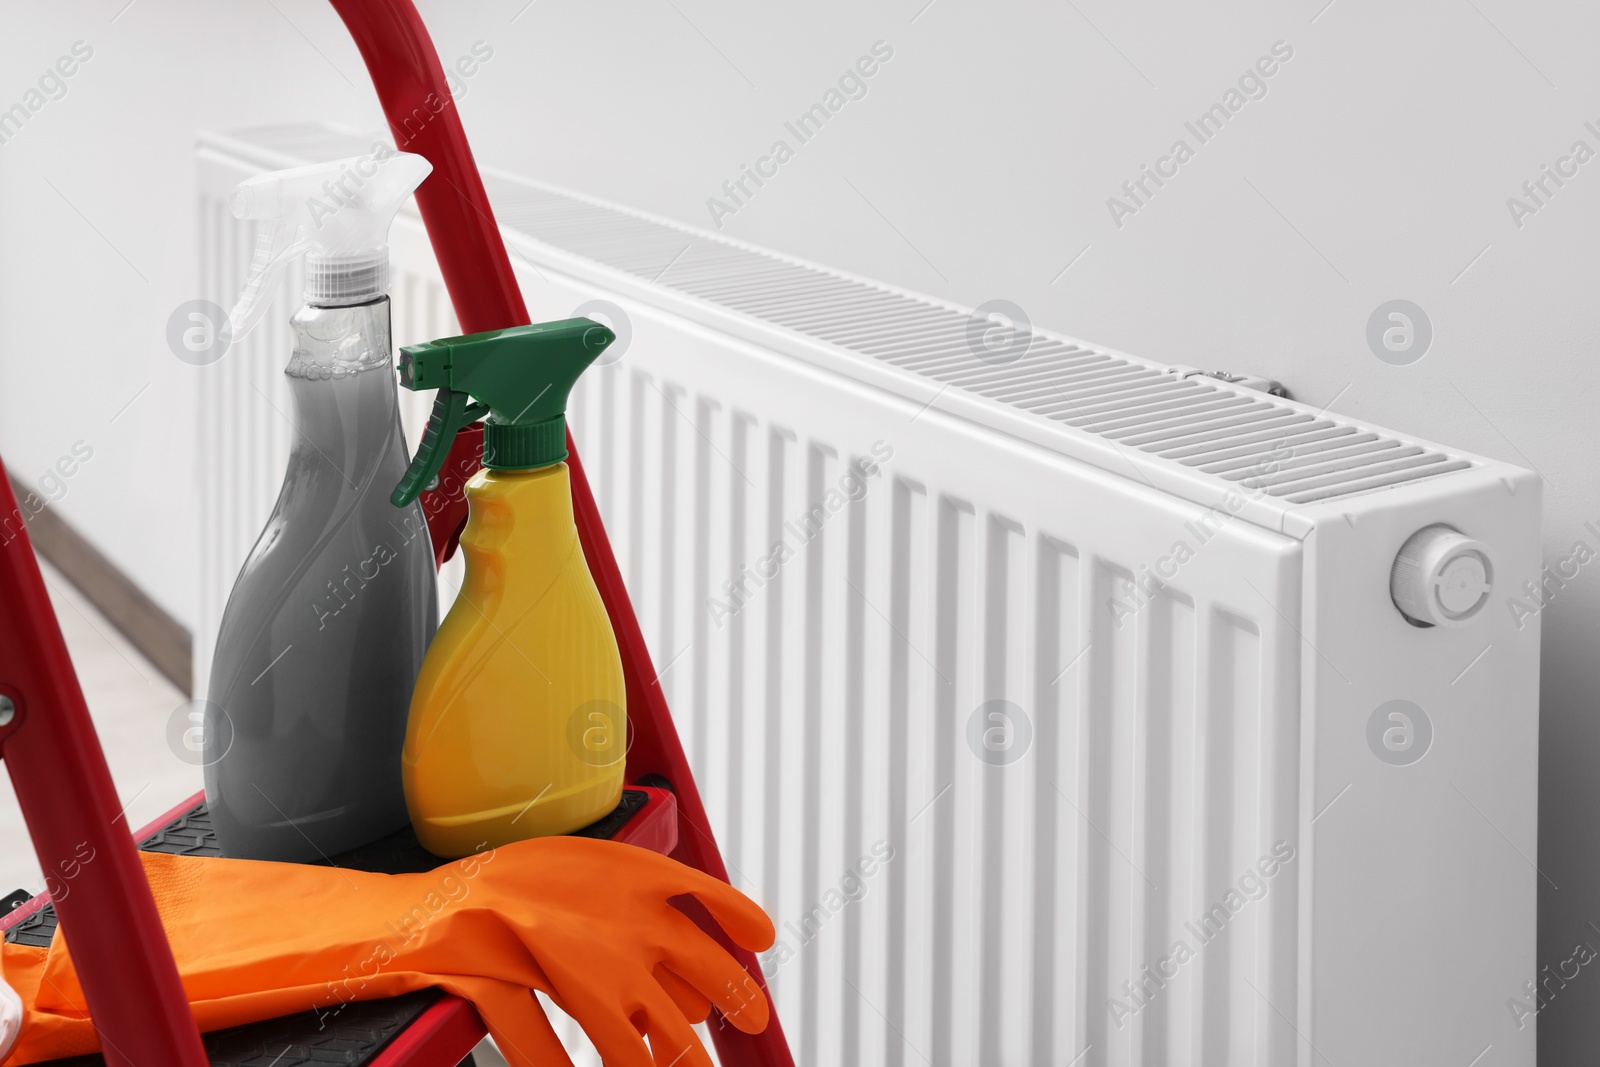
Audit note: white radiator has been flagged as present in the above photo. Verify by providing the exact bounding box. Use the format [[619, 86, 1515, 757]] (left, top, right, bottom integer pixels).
[[197, 124, 1541, 1067]]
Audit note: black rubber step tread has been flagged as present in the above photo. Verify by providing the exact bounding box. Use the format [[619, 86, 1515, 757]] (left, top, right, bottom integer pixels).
[[318, 787, 648, 876], [2, 888, 32, 916], [41, 989, 441, 1067], [8, 789, 651, 944], [4, 903, 53, 948], [138, 803, 223, 857]]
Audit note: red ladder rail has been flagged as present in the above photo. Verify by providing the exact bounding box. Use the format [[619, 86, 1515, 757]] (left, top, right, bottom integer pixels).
[[326, 3, 794, 1064], [0, 468, 209, 1067]]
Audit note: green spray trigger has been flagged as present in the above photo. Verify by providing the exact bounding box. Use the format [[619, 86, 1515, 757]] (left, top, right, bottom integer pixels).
[[389, 389, 488, 508], [390, 318, 615, 508]]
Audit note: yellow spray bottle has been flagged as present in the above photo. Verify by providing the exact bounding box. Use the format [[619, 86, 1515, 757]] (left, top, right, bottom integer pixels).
[[390, 319, 624, 857]]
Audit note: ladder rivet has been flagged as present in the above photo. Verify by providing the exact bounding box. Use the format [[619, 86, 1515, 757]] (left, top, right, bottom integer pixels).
[[0, 696, 14, 727]]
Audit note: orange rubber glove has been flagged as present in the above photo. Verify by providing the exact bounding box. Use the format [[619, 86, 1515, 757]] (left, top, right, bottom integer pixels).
[[1, 836, 772, 1067]]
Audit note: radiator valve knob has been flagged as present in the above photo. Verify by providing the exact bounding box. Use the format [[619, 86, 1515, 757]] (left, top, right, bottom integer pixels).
[[1390, 525, 1493, 627]]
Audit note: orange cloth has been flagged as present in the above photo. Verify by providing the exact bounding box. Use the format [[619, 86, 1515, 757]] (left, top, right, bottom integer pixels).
[[1, 836, 772, 1067]]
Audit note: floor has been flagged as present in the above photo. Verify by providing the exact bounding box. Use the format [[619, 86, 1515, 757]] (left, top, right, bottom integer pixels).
[[0, 562, 513, 1066], [0, 560, 203, 895]]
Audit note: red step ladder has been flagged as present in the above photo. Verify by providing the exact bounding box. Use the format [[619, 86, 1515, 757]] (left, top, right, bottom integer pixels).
[[0, 2, 793, 1064]]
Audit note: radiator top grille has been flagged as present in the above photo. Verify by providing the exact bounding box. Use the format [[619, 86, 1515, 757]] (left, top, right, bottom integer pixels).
[[482, 178, 1469, 506], [206, 124, 1471, 507]]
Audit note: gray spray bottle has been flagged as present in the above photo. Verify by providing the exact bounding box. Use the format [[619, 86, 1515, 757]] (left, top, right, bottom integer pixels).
[[205, 149, 439, 861]]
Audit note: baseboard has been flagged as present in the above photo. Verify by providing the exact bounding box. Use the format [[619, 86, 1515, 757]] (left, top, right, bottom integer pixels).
[[9, 476, 193, 696]]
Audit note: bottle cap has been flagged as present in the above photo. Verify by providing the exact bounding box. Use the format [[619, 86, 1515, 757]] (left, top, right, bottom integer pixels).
[[227, 148, 431, 338]]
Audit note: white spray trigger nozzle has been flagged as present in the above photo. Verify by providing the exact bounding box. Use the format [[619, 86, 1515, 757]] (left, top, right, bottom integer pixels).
[[227, 149, 432, 341]]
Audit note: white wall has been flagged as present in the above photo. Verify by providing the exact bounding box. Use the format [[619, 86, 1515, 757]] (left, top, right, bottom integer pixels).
[[0, 1, 382, 626], [4, 0, 1598, 1057]]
